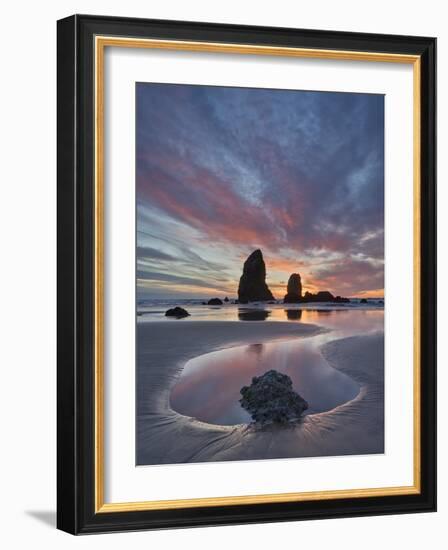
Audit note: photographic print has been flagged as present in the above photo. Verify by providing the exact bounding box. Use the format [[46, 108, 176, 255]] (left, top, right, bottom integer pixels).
[[136, 83, 385, 466]]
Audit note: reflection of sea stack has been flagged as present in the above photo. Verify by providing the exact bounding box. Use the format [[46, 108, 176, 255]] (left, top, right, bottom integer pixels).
[[286, 309, 302, 320], [238, 249, 274, 303], [284, 273, 302, 303]]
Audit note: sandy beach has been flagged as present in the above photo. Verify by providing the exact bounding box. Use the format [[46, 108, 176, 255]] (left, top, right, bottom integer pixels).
[[137, 320, 384, 465]]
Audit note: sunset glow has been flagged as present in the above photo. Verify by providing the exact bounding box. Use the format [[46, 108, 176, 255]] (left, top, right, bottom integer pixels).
[[136, 83, 384, 300]]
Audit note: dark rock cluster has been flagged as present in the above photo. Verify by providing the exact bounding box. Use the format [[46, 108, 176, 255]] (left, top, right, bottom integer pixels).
[[301, 290, 350, 303], [238, 309, 270, 321], [240, 369, 308, 424], [165, 306, 190, 318]]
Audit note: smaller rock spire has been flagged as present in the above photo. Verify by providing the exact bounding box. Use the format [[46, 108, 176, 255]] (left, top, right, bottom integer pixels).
[[284, 273, 302, 303]]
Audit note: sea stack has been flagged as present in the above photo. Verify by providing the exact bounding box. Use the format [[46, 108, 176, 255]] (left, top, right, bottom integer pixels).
[[238, 249, 274, 303], [284, 273, 302, 303]]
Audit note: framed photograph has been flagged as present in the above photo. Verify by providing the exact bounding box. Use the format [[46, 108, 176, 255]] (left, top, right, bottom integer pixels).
[[57, 14, 436, 534]]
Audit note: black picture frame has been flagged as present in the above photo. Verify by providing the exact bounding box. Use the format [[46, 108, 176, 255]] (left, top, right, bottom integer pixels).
[[57, 14, 436, 534]]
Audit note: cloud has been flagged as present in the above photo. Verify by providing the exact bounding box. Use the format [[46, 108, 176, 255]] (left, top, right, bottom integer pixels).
[[310, 258, 384, 296], [136, 83, 384, 298], [136, 246, 175, 262]]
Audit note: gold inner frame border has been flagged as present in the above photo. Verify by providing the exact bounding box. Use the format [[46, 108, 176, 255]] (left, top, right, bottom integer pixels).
[[94, 35, 421, 513]]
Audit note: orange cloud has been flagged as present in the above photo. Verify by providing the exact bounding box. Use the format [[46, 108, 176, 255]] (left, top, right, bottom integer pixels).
[[356, 288, 384, 298]]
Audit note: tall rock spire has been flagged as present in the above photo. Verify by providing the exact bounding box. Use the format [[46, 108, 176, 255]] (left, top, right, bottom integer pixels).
[[238, 249, 275, 303]]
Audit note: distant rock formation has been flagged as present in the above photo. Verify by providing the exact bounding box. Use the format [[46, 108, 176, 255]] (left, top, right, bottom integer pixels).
[[239, 370, 308, 424], [165, 306, 190, 318], [303, 290, 334, 302], [334, 295, 351, 303], [224, 296, 229, 302], [207, 297, 223, 305], [281, 273, 350, 304], [360, 298, 368, 304], [284, 273, 302, 303], [238, 249, 274, 303], [301, 290, 350, 303]]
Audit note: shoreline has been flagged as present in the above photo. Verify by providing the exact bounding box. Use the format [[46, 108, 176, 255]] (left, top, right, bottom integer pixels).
[[137, 301, 384, 324], [137, 320, 384, 465]]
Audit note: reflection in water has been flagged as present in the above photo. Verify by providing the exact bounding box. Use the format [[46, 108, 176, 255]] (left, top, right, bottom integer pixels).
[[285, 309, 302, 320], [171, 337, 361, 426], [238, 309, 271, 321], [246, 343, 264, 355], [300, 309, 383, 333], [138, 302, 384, 326]]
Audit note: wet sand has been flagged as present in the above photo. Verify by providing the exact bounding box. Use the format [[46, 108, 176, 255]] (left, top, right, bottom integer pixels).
[[136, 321, 384, 465]]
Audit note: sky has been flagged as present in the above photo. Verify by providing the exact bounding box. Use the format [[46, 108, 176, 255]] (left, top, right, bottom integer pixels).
[[136, 83, 384, 301]]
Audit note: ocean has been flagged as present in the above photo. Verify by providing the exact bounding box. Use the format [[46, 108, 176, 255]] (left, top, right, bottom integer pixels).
[[137, 297, 384, 322]]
